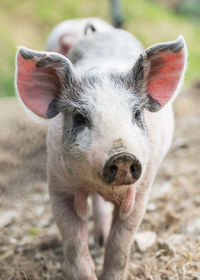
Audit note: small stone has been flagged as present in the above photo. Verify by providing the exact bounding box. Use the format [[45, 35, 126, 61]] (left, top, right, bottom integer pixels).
[[182, 218, 200, 234], [129, 263, 143, 277], [151, 181, 172, 199], [165, 210, 180, 228], [147, 202, 157, 211], [9, 237, 18, 244], [158, 239, 175, 256], [135, 231, 157, 252], [0, 210, 18, 228], [168, 234, 184, 246], [194, 195, 200, 206], [131, 251, 143, 260], [34, 252, 43, 261]]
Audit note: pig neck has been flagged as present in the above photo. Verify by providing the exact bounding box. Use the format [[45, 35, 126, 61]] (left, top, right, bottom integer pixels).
[[68, 29, 144, 74]]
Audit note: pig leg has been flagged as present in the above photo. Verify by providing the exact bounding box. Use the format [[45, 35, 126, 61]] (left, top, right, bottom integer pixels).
[[92, 193, 113, 247], [49, 179, 97, 280], [99, 188, 150, 280]]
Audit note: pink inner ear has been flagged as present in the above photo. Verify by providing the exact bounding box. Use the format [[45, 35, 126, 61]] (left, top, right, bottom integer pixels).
[[17, 52, 61, 118], [147, 49, 185, 107]]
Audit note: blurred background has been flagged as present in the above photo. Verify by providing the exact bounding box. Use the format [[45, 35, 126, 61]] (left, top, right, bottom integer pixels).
[[0, 0, 200, 98], [0, 1, 200, 279]]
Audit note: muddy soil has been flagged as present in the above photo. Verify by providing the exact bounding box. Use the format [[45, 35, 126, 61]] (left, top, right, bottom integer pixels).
[[0, 83, 200, 280]]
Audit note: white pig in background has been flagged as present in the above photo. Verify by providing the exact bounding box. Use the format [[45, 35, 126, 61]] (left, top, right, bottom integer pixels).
[[15, 17, 187, 280], [46, 17, 113, 57]]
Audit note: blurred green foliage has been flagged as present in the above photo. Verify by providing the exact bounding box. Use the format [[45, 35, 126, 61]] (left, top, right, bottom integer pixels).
[[28, 227, 39, 237], [0, 0, 199, 97]]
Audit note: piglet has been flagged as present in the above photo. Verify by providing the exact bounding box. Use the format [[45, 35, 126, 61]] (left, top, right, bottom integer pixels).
[[15, 18, 187, 280]]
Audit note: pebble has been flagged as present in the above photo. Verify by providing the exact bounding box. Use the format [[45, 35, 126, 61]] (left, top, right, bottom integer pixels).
[[151, 181, 172, 199], [135, 231, 157, 252], [147, 202, 157, 211], [0, 210, 19, 228], [182, 218, 200, 234]]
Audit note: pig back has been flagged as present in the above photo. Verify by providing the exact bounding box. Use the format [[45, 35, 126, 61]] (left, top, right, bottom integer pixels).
[[68, 29, 144, 73]]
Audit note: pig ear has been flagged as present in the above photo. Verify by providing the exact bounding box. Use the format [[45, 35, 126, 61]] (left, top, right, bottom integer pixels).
[[15, 47, 74, 119], [131, 36, 187, 111]]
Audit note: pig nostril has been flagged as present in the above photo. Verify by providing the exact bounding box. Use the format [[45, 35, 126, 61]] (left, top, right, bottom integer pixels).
[[130, 164, 135, 174], [103, 164, 118, 184], [130, 161, 142, 180], [110, 165, 118, 176]]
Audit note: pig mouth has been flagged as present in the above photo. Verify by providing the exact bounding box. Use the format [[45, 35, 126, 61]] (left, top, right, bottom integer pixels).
[[109, 184, 134, 192]]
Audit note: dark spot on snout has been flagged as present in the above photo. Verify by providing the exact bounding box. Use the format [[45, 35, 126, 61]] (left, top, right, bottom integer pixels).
[[103, 152, 142, 185]]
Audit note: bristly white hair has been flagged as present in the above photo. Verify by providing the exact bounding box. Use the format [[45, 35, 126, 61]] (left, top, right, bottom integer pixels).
[[58, 71, 149, 120]]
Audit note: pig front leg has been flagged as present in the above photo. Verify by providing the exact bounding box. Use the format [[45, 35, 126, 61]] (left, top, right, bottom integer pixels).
[[99, 188, 149, 280], [49, 179, 97, 280]]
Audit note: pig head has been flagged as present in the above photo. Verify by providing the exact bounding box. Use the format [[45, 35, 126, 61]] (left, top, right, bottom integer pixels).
[[15, 20, 187, 280], [46, 17, 113, 56]]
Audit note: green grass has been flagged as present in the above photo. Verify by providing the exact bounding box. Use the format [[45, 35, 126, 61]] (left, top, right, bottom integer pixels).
[[0, 0, 199, 97], [124, 0, 200, 83]]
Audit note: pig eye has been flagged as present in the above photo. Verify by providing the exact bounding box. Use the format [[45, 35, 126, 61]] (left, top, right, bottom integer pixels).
[[134, 110, 141, 121], [133, 110, 144, 129], [72, 112, 90, 136], [74, 113, 87, 126]]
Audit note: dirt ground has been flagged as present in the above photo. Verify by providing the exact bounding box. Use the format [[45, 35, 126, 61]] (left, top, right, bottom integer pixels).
[[0, 82, 200, 280]]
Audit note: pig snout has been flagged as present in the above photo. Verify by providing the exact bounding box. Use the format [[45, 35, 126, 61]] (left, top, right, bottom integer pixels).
[[102, 152, 142, 185]]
